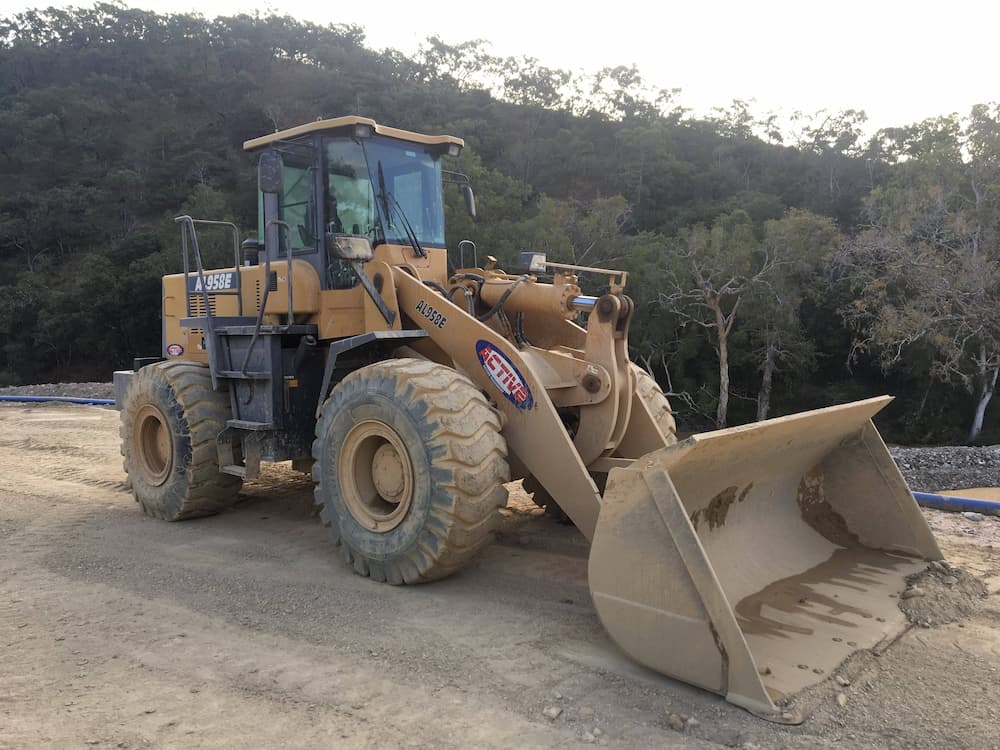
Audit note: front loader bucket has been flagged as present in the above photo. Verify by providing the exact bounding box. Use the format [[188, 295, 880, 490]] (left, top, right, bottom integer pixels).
[[589, 396, 941, 722]]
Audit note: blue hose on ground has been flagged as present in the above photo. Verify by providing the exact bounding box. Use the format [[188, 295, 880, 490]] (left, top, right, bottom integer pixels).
[[3, 391, 999, 514], [0, 395, 115, 406], [912, 491, 1000, 516]]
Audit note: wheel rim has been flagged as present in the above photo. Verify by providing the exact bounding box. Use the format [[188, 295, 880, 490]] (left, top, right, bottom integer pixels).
[[339, 420, 415, 533], [134, 403, 173, 486]]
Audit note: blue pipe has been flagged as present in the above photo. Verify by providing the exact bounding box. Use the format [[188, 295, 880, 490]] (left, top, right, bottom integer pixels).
[[5, 391, 997, 514], [912, 491, 1000, 516], [0, 395, 115, 406]]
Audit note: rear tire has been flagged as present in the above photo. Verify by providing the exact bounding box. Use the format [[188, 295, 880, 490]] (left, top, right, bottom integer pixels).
[[313, 358, 509, 584], [120, 361, 242, 520]]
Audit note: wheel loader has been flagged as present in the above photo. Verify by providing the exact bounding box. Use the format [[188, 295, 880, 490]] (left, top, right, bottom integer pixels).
[[114, 115, 941, 722]]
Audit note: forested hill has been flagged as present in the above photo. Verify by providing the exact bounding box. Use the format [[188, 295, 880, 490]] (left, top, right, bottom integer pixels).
[[2, 4, 999, 444]]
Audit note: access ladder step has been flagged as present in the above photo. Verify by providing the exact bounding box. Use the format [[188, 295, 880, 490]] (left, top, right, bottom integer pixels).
[[216, 369, 271, 379], [214, 324, 318, 336], [226, 419, 275, 431]]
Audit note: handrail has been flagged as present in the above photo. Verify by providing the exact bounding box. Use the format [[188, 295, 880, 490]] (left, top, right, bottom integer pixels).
[[262, 218, 294, 322], [173, 216, 244, 317], [174, 215, 218, 388], [240, 220, 291, 376]]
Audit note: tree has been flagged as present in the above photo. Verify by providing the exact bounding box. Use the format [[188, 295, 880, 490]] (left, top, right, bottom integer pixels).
[[839, 108, 1000, 442], [657, 211, 775, 427], [743, 210, 838, 420]]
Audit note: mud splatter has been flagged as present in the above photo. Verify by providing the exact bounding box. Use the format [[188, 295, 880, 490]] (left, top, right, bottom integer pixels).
[[797, 467, 859, 547], [735, 548, 910, 637], [690, 483, 753, 531]]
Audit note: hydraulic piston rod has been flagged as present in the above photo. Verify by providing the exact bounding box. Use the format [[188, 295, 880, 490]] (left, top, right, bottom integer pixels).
[[569, 295, 598, 312]]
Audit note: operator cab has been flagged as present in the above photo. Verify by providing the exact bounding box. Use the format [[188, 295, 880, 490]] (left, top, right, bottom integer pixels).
[[242, 116, 471, 290]]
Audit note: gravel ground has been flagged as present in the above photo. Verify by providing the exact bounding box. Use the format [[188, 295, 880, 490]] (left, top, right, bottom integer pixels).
[[3, 383, 1000, 491], [0, 382, 114, 400], [1, 401, 999, 749], [890, 445, 1000, 493]]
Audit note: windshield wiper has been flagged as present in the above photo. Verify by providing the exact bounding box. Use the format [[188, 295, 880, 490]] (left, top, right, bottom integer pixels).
[[376, 160, 392, 230], [388, 193, 426, 258], [366, 153, 425, 258]]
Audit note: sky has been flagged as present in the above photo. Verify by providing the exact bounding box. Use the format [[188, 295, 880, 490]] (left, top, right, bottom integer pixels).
[[3, 0, 997, 132]]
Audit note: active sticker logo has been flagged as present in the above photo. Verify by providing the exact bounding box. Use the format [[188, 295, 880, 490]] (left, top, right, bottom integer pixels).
[[166, 344, 184, 356], [476, 340, 534, 410]]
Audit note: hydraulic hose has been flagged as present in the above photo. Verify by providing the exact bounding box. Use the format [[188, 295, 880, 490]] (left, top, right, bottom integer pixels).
[[423, 280, 449, 296], [912, 491, 1000, 516], [477, 276, 528, 322], [0, 395, 115, 406]]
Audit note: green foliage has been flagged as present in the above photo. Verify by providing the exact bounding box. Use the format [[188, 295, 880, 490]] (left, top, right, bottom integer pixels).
[[838, 110, 1000, 441], [1, 4, 999, 442]]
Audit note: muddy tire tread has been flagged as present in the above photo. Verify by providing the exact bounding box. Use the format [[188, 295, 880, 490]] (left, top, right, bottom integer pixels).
[[312, 358, 509, 584], [120, 361, 241, 521], [632, 364, 678, 445]]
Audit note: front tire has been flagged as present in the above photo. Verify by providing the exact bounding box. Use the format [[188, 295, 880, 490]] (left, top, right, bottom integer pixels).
[[632, 364, 678, 445], [120, 361, 241, 520], [312, 358, 509, 584]]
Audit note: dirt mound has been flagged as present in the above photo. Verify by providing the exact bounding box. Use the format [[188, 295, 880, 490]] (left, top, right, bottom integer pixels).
[[891, 445, 1000, 492], [898, 560, 988, 628], [0, 382, 114, 399]]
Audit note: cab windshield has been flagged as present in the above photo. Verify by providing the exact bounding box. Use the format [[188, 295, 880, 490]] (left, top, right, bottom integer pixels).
[[324, 135, 445, 248]]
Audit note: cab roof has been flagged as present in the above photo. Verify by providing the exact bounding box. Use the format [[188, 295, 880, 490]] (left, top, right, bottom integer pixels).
[[242, 115, 464, 153]]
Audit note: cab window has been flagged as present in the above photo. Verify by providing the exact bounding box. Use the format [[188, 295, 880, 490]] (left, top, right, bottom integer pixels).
[[279, 152, 319, 255]]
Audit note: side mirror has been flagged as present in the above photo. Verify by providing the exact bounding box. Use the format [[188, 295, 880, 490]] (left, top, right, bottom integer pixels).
[[461, 184, 476, 218], [258, 151, 284, 194], [327, 233, 374, 262]]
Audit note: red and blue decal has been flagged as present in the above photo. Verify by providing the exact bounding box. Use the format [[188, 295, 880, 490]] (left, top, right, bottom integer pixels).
[[166, 343, 184, 356], [476, 340, 534, 410]]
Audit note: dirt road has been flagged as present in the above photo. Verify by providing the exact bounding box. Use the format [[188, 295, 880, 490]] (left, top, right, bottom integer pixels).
[[2, 403, 999, 749]]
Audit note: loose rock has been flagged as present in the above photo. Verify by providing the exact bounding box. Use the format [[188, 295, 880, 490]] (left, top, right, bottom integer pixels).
[[836, 692, 847, 707], [835, 675, 850, 687], [890, 445, 1000, 491], [578, 707, 594, 719], [668, 713, 685, 732], [0, 382, 114, 399], [899, 566, 988, 627], [542, 706, 562, 720], [581, 731, 596, 743], [962, 512, 985, 522]]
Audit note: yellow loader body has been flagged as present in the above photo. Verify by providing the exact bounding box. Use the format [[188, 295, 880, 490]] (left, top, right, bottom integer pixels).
[[124, 116, 940, 723]]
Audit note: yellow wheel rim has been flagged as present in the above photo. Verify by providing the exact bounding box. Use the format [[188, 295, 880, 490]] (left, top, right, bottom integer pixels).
[[339, 420, 415, 532], [134, 403, 173, 486]]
